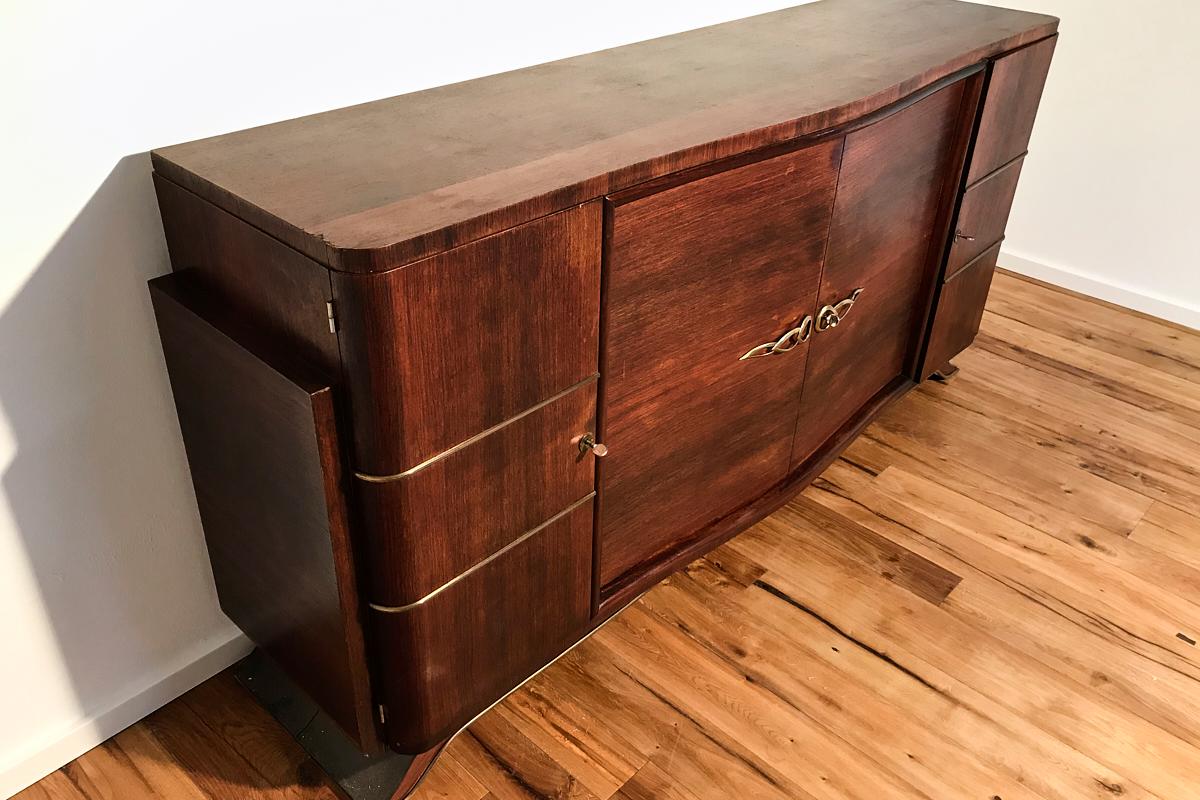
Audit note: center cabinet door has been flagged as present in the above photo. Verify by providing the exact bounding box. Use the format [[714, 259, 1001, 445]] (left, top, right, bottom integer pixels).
[[597, 140, 843, 594]]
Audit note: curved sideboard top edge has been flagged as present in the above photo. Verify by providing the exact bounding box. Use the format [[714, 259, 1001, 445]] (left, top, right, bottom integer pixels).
[[151, 0, 1059, 274]]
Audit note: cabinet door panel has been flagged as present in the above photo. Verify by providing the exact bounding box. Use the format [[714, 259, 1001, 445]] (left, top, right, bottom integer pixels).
[[791, 80, 970, 467], [598, 140, 842, 592]]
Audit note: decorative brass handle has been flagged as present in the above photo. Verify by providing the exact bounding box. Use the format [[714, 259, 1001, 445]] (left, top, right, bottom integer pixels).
[[739, 316, 813, 361], [816, 288, 863, 332], [577, 433, 608, 458], [954, 230, 976, 243]]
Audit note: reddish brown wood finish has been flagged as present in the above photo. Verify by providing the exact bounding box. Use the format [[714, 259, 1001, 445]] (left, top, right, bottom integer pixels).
[[924, 241, 1003, 374], [356, 382, 597, 607], [154, 175, 339, 374], [949, 155, 1025, 278], [600, 377, 916, 613], [151, 0, 1058, 273], [967, 36, 1057, 183], [148, 273, 378, 751], [332, 204, 602, 476], [145, 5, 1061, 795], [597, 140, 843, 592], [373, 499, 594, 753], [790, 80, 973, 467]]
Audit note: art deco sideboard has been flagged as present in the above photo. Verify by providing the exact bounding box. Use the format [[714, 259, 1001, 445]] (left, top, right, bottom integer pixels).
[[147, 1, 1057, 796]]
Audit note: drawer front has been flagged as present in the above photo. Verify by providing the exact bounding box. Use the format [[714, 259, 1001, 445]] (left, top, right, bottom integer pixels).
[[598, 140, 843, 593], [925, 242, 1002, 372], [373, 497, 593, 752], [356, 380, 597, 607], [792, 79, 971, 466], [967, 36, 1056, 183], [948, 155, 1024, 278], [333, 202, 602, 476]]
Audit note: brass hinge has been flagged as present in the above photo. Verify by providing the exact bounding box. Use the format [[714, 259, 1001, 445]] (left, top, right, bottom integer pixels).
[[326, 300, 337, 334]]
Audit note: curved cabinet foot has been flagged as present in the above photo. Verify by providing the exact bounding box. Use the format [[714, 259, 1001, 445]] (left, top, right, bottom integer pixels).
[[929, 361, 960, 382], [233, 650, 447, 800]]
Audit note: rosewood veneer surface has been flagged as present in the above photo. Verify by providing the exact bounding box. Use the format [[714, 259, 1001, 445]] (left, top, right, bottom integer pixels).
[[145, 2, 1059, 797], [152, 0, 1057, 272]]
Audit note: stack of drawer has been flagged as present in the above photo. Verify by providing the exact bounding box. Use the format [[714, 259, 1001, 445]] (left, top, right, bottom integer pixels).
[[925, 35, 1057, 373]]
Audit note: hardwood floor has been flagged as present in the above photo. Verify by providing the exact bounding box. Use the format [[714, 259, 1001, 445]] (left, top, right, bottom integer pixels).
[[19, 271, 1200, 800]]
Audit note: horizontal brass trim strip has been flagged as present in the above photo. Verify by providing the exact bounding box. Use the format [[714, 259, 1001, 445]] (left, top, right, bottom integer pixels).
[[367, 492, 596, 614], [354, 374, 599, 483]]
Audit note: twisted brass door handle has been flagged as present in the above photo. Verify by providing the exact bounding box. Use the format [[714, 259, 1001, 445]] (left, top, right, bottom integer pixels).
[[739, 316, 814, 361], [816, 288, 863, 331]]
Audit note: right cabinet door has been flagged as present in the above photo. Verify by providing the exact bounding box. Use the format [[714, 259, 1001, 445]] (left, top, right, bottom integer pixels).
[[790, 79, 974, 467]]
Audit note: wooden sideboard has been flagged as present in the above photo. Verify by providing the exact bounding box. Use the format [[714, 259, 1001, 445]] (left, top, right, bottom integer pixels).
[[147, 1, 1057, 796]]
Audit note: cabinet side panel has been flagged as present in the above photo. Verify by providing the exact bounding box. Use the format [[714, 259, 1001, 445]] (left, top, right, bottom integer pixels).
[[149, 274, 378, 749], [154, 174, 340, 375]]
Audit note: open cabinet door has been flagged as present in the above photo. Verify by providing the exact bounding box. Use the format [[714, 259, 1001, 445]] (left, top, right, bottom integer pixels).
[[150, 272, 379, 750]]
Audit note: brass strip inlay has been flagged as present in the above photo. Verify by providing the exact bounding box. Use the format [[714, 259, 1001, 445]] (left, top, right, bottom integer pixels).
[[354, 374, 599, 483], [392, 590, 644, 798], [367, 492, 596, 614]]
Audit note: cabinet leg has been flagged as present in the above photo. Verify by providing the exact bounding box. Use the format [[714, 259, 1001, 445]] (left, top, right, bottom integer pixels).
[[929, 361, 960, 382], [233, 650, 447, 800]]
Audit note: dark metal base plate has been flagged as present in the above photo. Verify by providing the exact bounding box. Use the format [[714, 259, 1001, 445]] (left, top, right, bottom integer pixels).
[[234, 650, 417, 800]]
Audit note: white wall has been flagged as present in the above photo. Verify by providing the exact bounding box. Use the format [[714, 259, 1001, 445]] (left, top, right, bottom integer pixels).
[[2, 1, 1196, 795], [994, 0, 1200, 328], [0, 1, 804, 796]]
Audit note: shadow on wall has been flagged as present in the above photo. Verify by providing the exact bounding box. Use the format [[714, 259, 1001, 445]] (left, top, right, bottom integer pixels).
[[0, 154, 239, 749]]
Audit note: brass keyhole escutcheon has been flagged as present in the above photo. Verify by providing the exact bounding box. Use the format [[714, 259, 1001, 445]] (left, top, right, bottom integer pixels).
[[577, 433, 608, 458]]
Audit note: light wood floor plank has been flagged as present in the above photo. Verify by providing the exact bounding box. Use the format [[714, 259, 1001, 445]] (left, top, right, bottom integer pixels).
[[988, 271, 1200, 385], [809, 461, 1200, 745], [730, 507, 1200, 799], [23, 273, 1200, 800]]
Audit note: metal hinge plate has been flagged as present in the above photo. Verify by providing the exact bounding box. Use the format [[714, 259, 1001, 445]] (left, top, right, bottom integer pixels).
[[326, 300, 337, 334]]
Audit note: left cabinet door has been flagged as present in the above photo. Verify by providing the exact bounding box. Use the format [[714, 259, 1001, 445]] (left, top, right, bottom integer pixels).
[[597, 140, 843, 599]]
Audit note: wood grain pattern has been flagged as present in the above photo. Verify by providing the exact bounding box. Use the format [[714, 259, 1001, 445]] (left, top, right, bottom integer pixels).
[[151, 0, 1058, 272], [148, 273, 378, 751], [357, 383, 597, 608], [922, 241, 1002, 376], [154, 175, 339, 374], [790, 78, 970, 467], [967, 35, 1057, 183], [333, 204, 602, 476], [373, 499, 594, 753], [948, 155, 1024, 277], [37, 275, 1200, 800], [597, 140, 843, 591]]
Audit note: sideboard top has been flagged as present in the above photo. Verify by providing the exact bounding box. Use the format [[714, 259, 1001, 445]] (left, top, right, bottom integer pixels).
[[152, 0, 1057, 274]]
